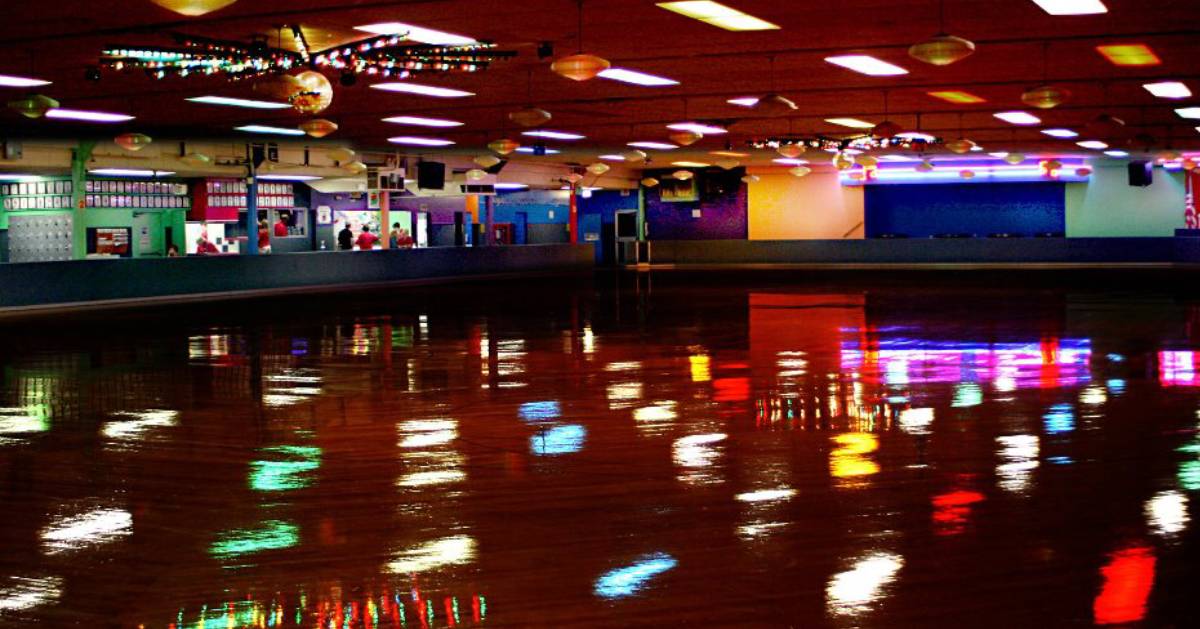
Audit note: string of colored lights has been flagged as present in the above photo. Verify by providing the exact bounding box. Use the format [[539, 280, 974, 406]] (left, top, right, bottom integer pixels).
[[749, 135, 943, 153]]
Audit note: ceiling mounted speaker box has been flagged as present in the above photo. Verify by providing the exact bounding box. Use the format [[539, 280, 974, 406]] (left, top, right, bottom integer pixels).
[[1128, 161, 1153, 187], [417, 161, 446, 190]]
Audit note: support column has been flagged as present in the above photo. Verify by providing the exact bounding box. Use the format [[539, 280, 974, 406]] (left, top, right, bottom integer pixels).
[[69, 141, 95, 260], [569, 184, 579, 244], [243, 165, 258, 256], [483, 195, 494, 246], [380, 191, 390, 249]]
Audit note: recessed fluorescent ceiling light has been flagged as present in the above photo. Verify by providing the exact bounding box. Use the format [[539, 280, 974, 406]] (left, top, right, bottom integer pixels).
[[896, 132, 936, 142], [1104, 150, 1130, 157], [353, 22, 476, 45], [388, 136, 456, 146], [0, 74, 50, 88], [382, 115, 463, 127], [187, 95, 290, 109], [1030, 0, 1107, 15], [258, 174, 322, 181], [825, 117, 876, 129], [370, 82, 475, 98], [727, 97, 759, 107], [1077, 140, 1109, 149], [988, 152, 1010, 158], [927, 90, 986, 104], [628, 141, 678, 150], [772, 158, 809, 165], [89, 168, 175, 177], [494, 183, 529, 190], [1144, 82, 1192, 99], [1175, 107, 1200, 119], [710, 150, 750, 157], [45, 109, 133, 123], [656, 1, 780, 31], [994, 111, 1042, 125], [672, 161, 711, 167], [521, 130, 586, 140], [598, 68, 679, 86], [1096, 43, 1161, 66], [0, 174, 39, 181], [879, 155, 918, 162], [514, 147, 561, 154], [1041, 128, 1079, 138], [599, 154, 627, 161], [825, 55, 908, 76], [667, 122, 727, 134], [236, 125, 305, 136]]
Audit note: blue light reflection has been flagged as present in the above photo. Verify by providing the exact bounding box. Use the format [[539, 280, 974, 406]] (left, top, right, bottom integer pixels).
[[594, 553, 677, 599]]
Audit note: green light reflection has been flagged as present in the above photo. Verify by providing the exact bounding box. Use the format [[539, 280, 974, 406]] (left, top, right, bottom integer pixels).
[[209, 520, 299, 559], [249, 445, 322, 492]]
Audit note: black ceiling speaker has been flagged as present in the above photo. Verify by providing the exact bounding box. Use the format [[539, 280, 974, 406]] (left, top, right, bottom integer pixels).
[[417, 161, 446, 190], [1128, 161, 1153, 187]]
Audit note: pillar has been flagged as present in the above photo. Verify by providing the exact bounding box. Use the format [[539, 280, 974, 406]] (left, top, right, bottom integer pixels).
[[380, 191, 390, 249], [69, 141, 95, 260], [483, 195, 494, 246], [242, 167, 258, 256], [569, 184, 579, 244]]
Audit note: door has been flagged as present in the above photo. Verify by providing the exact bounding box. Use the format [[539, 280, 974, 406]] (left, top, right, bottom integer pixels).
[[454, 212, 465, 247], [580, 214, 603, 263], [494, 224, 513, 244], [513, 211, 528, 245], [415, 212, 429, 247], [133, 212, 161, 258]]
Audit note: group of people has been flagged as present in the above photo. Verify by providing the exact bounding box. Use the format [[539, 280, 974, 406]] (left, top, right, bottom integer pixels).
[[337, 222, 413, 251]]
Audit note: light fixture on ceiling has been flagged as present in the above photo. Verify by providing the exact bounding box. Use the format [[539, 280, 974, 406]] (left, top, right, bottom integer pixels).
[[641, 177, 660, 187], [521, 130, 586, 140], [1004, 153, 1026, 164], [872, 91, 901, 138], [342, 161, 367, 174], [789, 166, 812, 178], [832, 153, 855, 171], [474, 155, 502, 169], [946, 139, 976, 154], [236, 124, 305, 136], [1175, 107, 1200, 120], [89, 168, 176, 177], [994, 111, 1042, 125], [587, 162, 611, 175], [353, 22, 477, 45], [0, 74, 50, 88], [288, 71, 334, 115], [598, 68, 679, 86], [1021, 42, 1069, 109], [8, 94, 58, 118], [186, 95, 291, 109], [1095, 43, 1160, 67], [488, 138, 521, 155], [752, 56, 797, 115], [773, 158, 808, 166], [728, 97, 760, 107], [1030, 0, 1108, 16], [1041, 128, 1079, 138], [552, 1, 611, 81], [388, 136, 456, 146], [114, 133, 153, 151], [1103, 149, 1129, 158], [908, 0, 976, 66], [623, 149, 649, 162], [509, 107, 553, 128], [382, 115, 464, 127], [672, 170, 694, 180], [628, 141, 678, 150], [466, 169, 488, 181], [960, 169, 976, 179], [1144, 82, 1192, 99], [667, 122, 728, 135], [741, 174, 760, 183], [46, 108, 134, 123], [927, 90, 986, 104], [180, 152, 212, 167], [825, 118, 876, 129], [1077, 140, 1109, 149], [715, 158, 741, 170], [148, 0, 239, 16], [656, 1, 779, 31], [777, 144, 805, 159], [669, 130, 703, 146], [300, 119, 338, 138], [369, 82, 475, 98], [672, 161, 710, 168], [824, 55, 909, 77]]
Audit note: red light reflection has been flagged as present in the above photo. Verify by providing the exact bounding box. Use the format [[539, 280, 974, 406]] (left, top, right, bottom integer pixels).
[[1093, 545, 1156, 625]]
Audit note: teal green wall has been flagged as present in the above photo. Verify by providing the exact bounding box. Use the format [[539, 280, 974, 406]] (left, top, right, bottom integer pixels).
[[1066, 165, 1186, 237], [73, 208, 186, 258]]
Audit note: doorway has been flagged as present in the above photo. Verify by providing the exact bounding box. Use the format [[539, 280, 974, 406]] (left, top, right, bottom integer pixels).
[[513, 211, 528, 245]]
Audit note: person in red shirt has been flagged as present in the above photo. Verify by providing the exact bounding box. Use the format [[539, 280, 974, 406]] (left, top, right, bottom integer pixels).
[[258, 219, 272, 254], [273, 214, 289, 237], [355, 225, 379, 250], [196, 236, 220, 255]]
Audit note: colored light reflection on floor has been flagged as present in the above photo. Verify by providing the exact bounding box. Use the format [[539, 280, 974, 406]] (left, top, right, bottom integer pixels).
[[826, 552, 904, 616], [1093, 545, 1156, 625], [831, 433, 880, 484], [387, 535, 477, 574], [39, 507, 132, 555], [249, 445, 322, 492], [594, 553, 677, 599], [209, 520, 300, 559], [531, 424, 586, 455], [932, 490, 985, 536]]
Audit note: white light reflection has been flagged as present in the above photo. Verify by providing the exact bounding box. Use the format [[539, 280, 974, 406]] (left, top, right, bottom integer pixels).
[[607, 382, 643, 409], [898, 408, 934, 434], [0, 408, 49, 435], [1080, 386, 1107, 405], [397, 469, 466, 487], [735, 488, 796, 503], [634, 401, 677, 423], [386, 535, 477, 574], [0, 576, 62, 611], [997, 435, 1039, 493], [826, 552, 904, 617], [398, 419, 458, 448], [673, 433, 727, 485], [40, 508, 132, 555], [1145, 490, 1189, 537], [101, 409, 177, 439], [605, 361, 641, 372]]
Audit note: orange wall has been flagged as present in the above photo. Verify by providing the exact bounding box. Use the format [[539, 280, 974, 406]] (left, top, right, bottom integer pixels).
[[747, 171, 865, 240]]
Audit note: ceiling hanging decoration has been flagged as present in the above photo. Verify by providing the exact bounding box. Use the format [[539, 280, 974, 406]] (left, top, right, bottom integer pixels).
[[916, 159, 935, 172], [99, 25, 516, 82], [960, 169, 976, 179], [672, 170, 694, 180], [7, 94, 58, 119], [255, 74, 305, 101], [1076, 167, 1093, 177], [586, 162, 611, 175], [832, 153, 855, 171], [641, 177, 660, 188], [343, 161, 368, 174], [148, 0, 239, 17], [327, 147, 356, 163], [551, 1, 610, 81], [909, 0, 975, 66], [668, 130, 703, 147], [715, 158, 741, 170], [777, 144, 805, 158], [752, 133, 941, 153], [290, 70, 333, 114], [872, 91, 903, 139], [946, 138, 976, 154], [741, 174, 760, 183], [488, 138, 521, 155], [1004, 152, 1026, 164], [623, 149, 648, 163], [752, 56, 797, 115], [466, 169, 488, 181], [789, 166, 812, 178], [180, 152, 212, 167], [114, 133, 153, 151], [509, 107, 552, 128], [474, 154, 502, 169], [1021, 84, 1070, 109], [299, 119, 338, 138]]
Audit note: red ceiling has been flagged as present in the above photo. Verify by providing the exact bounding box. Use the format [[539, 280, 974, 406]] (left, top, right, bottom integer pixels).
[[2, 0, 1199, 161]]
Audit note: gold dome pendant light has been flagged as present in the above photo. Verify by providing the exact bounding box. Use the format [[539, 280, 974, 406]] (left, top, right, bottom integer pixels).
[[148, 0, 238, 16], [8, 94, 58, 119], [946, 112, 976, 154], [510, 70, 553, 128], [115, 133, 153, 151], [753, 56, 797, 115], [488, 138, 521, 155], [552, 1, 610, 81], [300, 119, 338, 138], [909, 0, 975, 66], [1020, 42, 1069, 109]]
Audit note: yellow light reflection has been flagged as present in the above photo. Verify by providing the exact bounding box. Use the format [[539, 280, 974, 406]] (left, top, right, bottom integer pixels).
[[831, 433, 880, 486], [689, 354, 711, 382]]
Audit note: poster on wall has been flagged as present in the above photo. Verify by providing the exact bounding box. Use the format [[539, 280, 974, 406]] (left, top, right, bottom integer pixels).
[[659, 177, 699, 203], [368, 190, 381, 209], [316, 205, 333, 225]]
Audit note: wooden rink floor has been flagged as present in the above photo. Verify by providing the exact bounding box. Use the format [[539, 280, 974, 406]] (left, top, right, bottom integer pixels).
[[0, 272, 1197, 627]]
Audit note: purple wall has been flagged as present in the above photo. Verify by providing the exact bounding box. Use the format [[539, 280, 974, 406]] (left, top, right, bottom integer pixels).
[[310, 191, 367, 212], [390, 196, 467, 225], [645, 168, 746, 240]]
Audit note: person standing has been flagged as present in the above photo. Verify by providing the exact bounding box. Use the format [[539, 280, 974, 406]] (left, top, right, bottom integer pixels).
[[274, 213, 289, 237], [337, 223, 354, 250], [355, 225, 379, 250], [257, 219, 272, 254]]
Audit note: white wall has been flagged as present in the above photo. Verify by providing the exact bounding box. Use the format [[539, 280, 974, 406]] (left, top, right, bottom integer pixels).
[[747, 171, 865, 240], [1066, 165, 1186, 237]]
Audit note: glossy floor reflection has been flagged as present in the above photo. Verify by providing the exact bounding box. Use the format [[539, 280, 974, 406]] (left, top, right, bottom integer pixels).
[[2, 272, 1199, 627]]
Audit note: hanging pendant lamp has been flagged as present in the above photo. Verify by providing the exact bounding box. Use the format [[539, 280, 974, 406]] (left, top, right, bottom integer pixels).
[[623, 149, 648, 163], [148, 0, 238, 17], [715, 158, 741, 170], [343, 161, 368, 175], [587, 162, 610, 175], [673, 170, 694, 180], [668, 130, 703, 147], [180, 152, 212, 167], [641, 177, 660, 188], [327, 147, 356, 164], [789, 166, 812, 178], [565, 172, 585, 184], [960, 169, 976, 179], [474, 155, 502, 169], [300, 119, 338, 138], [289, 71, 333, 114], [946, 139, 976, 154], [752, 56, 797, 115], [833, 153, 855, 171], [115, 133, 153, 151], [8, 94, 58, 119], [1004, 153, 1026, 165], [552, 1, 610, 81], [741, 174, 760, 183], [777, 144, 805, 159], [1021, 85, 1070, 109], [909, 0, 975, 66], [466, 169, 488, 181], [488, 138, 521, 155]]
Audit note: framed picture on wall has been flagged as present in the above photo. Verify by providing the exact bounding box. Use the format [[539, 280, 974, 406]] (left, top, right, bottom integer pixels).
[[316, 205, 332, 225], [659, 176, 699, 203]]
